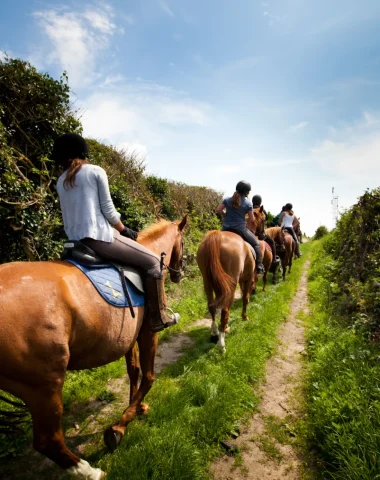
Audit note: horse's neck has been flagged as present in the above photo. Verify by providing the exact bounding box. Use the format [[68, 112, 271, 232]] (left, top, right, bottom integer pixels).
[[138, 227, 176, 259]]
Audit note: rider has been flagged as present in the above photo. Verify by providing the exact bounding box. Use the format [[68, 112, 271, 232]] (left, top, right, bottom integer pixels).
[[272, 206, 286, 227], [279, 203, 301, 258], [215, 181, 265, 274], [52, 133, 179, 332], [252, 194, 280, 268]]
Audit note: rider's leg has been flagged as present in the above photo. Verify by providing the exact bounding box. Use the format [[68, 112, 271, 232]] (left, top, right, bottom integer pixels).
[[240, 229, 265, 273], [82, 230, 179, 331], [264, 235, 279, 265], [287, 228, 301, 258]]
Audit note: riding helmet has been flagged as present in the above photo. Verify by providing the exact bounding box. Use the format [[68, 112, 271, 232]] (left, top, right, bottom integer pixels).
[[236, 180, 251, 194], [285, 203, 293, 210], [51, 133, 89, 166], [252, 194, 262, 206]]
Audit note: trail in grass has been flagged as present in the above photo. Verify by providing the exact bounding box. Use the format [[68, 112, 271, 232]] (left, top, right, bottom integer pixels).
[[211, 260, 310, 480]]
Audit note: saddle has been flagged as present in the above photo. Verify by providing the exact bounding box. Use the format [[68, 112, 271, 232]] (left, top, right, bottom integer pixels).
[[61, 241, 145, 317]]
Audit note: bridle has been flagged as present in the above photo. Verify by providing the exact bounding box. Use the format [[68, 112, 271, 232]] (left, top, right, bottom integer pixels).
[[160, 232, 185, 277]]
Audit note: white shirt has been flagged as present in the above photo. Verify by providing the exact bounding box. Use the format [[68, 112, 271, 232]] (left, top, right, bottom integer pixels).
[[281, 213, 294, 228], [57, 164, 121, 242]]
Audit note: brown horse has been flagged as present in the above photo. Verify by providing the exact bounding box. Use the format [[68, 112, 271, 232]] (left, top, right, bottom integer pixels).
[[267, 226, 295, 281], [265, 227, 286, 283], [0, 216, 188, 480], [196, 208, 265, 352]]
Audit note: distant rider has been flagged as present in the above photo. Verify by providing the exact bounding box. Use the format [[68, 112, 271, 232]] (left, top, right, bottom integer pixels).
[[53, 133, 179, 332], [215, 181, 265, 274], [279, 203, 301, 258], [252, 194, 280, 268]]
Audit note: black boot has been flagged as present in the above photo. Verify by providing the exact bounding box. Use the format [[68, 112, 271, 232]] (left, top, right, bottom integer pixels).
[[295, 242, 302, 258], [145, 276, 180, 332]]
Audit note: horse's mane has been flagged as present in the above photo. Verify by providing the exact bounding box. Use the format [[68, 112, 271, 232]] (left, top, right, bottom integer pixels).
[[137, 219, 173, 242]]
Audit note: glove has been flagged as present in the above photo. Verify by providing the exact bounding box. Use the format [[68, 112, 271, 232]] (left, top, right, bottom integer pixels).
[[120, 226, 138, 241]]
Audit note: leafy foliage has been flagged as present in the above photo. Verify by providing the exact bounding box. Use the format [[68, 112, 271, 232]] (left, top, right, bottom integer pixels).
[[305, 239, 380, 479], [0, 56, 222, 264], [314, 225, 328, 240], [322, 189, 380, 334]]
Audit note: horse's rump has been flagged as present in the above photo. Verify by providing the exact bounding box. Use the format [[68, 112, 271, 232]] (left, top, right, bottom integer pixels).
[[0, 262, 143, 374]]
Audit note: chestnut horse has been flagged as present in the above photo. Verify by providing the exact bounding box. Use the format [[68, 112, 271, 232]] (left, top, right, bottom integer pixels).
[[266, 227, 295, 281], [196, 208, 265, 352], [0, 216, 187, 480], [265, 227, 286, 283]]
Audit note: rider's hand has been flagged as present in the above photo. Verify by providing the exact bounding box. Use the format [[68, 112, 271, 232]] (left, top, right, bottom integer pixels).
[[120, 226, 138, 241]]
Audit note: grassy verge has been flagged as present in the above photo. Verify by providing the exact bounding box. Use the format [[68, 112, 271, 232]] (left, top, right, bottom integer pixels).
[[302, 239, 380, 479], [91, 243, 312, 479]]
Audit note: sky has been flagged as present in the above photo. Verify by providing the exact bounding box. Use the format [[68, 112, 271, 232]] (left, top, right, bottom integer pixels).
[[1, 0, 380, 235]]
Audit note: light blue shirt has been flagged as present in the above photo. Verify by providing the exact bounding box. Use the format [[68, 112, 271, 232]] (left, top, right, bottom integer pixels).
[[57, 164, 121, 242], [222, 195, 253, 230]]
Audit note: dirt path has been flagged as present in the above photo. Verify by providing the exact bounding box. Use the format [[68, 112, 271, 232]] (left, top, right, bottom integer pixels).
[[211, 260, 310, 480]]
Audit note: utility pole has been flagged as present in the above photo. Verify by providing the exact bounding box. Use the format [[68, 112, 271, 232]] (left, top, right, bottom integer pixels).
[[331, 187, 339, 227]]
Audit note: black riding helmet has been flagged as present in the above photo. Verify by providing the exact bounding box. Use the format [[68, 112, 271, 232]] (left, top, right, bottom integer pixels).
[[236, 180, 251, 195], [252, 194, 262, 207], [51, 133, 89, 167], [285, 203, 293, 210]]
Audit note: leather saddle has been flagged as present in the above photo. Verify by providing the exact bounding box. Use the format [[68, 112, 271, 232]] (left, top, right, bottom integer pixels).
[[61, 241, 144, 294]]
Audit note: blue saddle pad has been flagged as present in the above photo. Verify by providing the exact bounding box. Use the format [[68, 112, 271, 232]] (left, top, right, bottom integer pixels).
[[66, 260, 145, 308]]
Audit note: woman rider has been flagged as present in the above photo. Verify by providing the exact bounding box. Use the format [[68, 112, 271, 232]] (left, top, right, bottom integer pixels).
[[215, 181, 265, 274], [251, 194, 280, 268], [53, 133, 179, 332], [280, 203, 301, 258]]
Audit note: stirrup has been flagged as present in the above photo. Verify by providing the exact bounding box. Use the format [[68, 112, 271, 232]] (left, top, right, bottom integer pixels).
[[150, 308, 180, 333]]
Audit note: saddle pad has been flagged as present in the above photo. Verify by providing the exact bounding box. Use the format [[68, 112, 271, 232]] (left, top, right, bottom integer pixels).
[[245, 242, 257, 259], [66, 260, 145, 308]]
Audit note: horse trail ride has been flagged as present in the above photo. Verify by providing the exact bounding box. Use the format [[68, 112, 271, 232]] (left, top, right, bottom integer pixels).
[[0, 189, 302, 479]]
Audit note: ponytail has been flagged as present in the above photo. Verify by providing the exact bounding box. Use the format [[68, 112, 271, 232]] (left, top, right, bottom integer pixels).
[[63, 158, 89, 189], [232, 191, 241, 208]]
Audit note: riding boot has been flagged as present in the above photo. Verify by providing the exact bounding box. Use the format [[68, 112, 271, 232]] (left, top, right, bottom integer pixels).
[[295, 241, 301, 258], [144, 275, 180, 332], [265, 236, 280, 267], [253, 245, 265, 274]]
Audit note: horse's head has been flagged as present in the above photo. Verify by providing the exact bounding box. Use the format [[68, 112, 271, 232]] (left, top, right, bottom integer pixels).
[[253, 206, 266, 237], [168, 215, 188, 283]]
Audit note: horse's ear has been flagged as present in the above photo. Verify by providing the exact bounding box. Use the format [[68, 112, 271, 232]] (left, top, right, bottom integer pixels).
[[178, 215, 188, 232], [260, 205, 264, 213]]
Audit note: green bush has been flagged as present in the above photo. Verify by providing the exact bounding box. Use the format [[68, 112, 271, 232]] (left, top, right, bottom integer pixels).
[[0, 56, 222, 264], [305, 238, 380, 479], [314, 225, 329, 240]]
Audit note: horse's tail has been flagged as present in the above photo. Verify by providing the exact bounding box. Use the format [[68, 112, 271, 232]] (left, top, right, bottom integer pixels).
[[0, 394, 29, 435], [199, 231, 235, 308]]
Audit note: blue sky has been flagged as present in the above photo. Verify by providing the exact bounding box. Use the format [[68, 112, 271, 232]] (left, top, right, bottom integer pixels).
[[1, 0, 380, 234]]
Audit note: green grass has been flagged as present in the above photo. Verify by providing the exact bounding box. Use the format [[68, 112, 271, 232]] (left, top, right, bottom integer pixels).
[[90, 244, 312, 479], [0, 244, 311, 478], [302, 239, 380, 480]]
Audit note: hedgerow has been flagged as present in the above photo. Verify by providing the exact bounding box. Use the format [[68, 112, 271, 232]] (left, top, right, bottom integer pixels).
[[0, 56, 222, 264]]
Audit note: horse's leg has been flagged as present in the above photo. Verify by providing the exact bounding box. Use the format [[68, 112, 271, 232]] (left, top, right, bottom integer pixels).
[[241, 279, 251, 321], [263, 270, 268, 292], [104, 322, 158, 451], [204, 279, 218, 343], [125, 343, 149, 415], [28, 385, 103, 479], [217, 290, 235, 353]]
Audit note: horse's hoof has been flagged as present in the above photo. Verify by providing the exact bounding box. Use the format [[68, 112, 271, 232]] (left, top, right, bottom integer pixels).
[[242, 316, 249, 322], [210, 334, 219, 344], [225, 326, 230, 333], [104, 427, 123, 452], [100, 472, 107, 479], [138, 403, 150, 415]]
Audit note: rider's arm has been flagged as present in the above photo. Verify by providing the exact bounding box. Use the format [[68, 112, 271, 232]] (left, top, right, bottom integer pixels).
[[278, 212, 285, 226], [216, 203, 226, 216], [96, 167, 122, 226]]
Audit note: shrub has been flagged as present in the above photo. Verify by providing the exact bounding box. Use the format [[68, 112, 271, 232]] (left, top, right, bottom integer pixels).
[[314, 225, 328, 240]]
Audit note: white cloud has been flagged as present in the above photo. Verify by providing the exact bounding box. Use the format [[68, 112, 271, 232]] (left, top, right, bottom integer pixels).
[[159, 1, 175, 17], [0, 50, 6, 61], [311, 112, 380, 178], [289, 121, 309, 132], [32, 3, 120, 88], [80, 82, 213, 152]]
